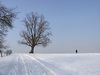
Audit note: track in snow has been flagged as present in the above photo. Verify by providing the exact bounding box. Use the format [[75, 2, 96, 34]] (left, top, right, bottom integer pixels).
[[0, 54, 56, 75], [0, 53, 100, 75]]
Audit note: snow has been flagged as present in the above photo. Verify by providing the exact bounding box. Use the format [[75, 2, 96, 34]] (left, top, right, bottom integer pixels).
[[0, 53, 100, 75]]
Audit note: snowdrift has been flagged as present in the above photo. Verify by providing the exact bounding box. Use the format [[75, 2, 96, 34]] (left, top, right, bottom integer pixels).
[[0, 53, 100, 75]]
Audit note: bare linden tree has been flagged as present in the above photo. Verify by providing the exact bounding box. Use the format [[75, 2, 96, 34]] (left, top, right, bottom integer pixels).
[[19, 12, 52, 53]]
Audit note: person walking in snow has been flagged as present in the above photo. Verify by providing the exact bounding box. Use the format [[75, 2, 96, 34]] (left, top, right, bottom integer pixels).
[[0, 50, 2, 57], [76, 49, 78, 53]]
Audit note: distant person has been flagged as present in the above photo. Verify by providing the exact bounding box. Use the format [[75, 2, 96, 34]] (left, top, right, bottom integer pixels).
[[0, 50, 2, 57], [76, 49, 78, 53]]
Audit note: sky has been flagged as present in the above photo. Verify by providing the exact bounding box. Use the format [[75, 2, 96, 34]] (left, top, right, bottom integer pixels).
[[1, 0, 100, 53]]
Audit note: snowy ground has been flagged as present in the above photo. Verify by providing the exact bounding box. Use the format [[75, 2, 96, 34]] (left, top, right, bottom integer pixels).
[[0, 53, 100, 75]]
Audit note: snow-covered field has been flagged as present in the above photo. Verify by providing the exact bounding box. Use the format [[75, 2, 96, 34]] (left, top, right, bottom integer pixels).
[[0, 53, 100, 75]]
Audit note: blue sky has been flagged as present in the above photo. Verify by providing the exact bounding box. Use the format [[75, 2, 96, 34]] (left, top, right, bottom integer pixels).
[[2, 0, 100, 53]]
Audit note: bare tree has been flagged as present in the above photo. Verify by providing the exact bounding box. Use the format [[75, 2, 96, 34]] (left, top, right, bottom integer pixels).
[[0, 3, 16, 51], [0, 4, 16, 31], [5, 49, 12, 56], [19, 12, 51, 53]]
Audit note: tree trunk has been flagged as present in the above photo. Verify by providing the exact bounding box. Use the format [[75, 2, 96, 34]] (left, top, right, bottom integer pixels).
[[29, 47, 34, 53]]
